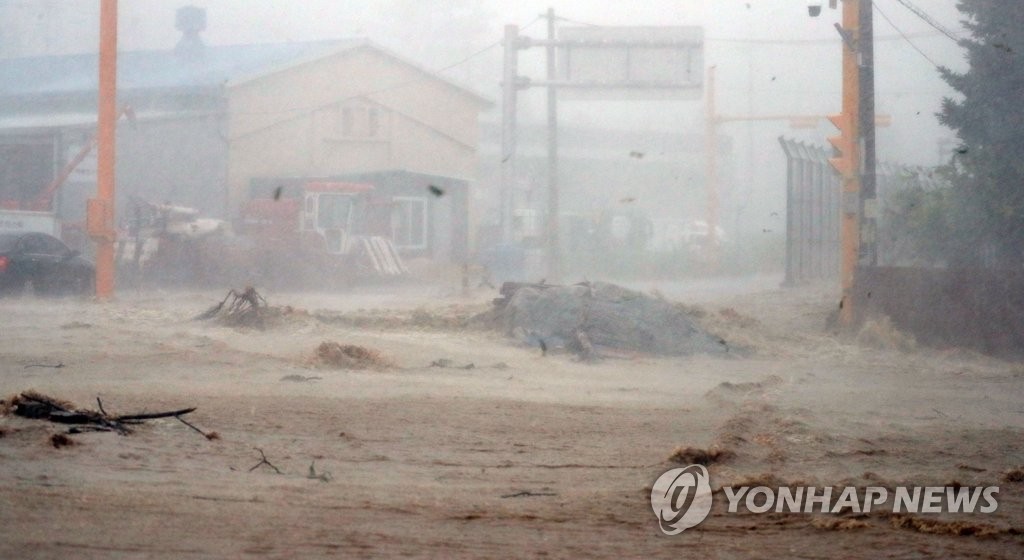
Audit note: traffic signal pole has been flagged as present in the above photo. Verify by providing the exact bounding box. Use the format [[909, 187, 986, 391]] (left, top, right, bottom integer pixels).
[[828, 0, 862, 326]]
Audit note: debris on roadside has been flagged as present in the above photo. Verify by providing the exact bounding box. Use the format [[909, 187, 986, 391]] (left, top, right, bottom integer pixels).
[[280, 374, 323, 383], [307, 461, 332, 482], [2, 391, 206, 439], [249, 447, 283, 474], [195, 287, 268, 328], [501, 490, 557, 498], [485, 281, 729, 358], [430, 358, 475, 370], [49, 433, 75, 448], [312, 341, 392, 370]]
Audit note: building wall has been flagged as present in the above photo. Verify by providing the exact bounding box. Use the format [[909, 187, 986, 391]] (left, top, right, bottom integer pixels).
[[225, 46, 483, 216]]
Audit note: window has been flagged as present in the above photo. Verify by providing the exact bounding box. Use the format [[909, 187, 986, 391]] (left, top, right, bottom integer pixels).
[[336, 103, 386, 138], [390, 197, 427, 250], [367, 108, 379, 136], [39, 235, 69, 256], [341, 108, 354, 137]]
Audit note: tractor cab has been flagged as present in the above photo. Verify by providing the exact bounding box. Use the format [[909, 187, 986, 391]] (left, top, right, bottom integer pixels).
[[301, 182, 373, 255]]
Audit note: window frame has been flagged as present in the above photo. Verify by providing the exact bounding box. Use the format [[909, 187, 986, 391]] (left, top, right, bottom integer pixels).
[[390, 196, 429, 251]]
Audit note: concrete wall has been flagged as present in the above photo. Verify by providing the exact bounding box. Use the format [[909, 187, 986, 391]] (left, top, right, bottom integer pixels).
[[854, 266, 1024, 357]]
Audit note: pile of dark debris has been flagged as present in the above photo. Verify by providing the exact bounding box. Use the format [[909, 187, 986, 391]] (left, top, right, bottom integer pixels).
[[481, 281, 730, 360]]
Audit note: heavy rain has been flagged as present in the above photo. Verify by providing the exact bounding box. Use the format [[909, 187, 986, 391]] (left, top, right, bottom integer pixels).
[[0, 1, 1022, 557]]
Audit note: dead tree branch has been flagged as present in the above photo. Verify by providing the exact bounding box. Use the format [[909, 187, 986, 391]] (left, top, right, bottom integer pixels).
[[249, 448, 283, 474]]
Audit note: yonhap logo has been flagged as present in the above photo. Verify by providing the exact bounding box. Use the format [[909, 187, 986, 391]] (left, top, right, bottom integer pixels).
[[650, 464, 713, 535], [651, 465, 1001, 536]]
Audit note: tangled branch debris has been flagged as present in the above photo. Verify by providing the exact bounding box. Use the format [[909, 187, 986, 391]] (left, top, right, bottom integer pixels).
[[3, 391, 201, 437], [195, 287, 268, 328]]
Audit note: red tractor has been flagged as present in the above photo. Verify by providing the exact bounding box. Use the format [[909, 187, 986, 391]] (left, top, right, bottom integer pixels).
[[238, 181, 407, 286], [119, 181, 407, 288]]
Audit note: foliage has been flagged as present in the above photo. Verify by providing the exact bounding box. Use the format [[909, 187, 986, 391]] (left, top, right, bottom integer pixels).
[[879, 168, 957, 266], [937, 0, 1024, 266]]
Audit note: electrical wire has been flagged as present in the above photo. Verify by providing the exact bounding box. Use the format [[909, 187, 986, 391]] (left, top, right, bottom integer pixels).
[[874, 1, 943, 69], [891, 0, 962, 43], [547, 13, 947, 46], [553, 14, 600, 28], [706, 30, 945, 45]]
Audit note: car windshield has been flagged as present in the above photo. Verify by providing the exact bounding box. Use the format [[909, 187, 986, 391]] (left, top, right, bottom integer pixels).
[[316, 193, 353, 230]]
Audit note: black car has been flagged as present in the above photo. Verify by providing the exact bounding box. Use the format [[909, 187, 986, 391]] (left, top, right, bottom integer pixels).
[[0, 232, 94, 296]]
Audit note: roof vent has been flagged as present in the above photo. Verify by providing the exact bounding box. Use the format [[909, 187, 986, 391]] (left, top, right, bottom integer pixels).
[[174, 6, 207, 61]]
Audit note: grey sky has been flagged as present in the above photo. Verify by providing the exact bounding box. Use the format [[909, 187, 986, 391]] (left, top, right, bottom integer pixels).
[[0, 0, 970, 227]]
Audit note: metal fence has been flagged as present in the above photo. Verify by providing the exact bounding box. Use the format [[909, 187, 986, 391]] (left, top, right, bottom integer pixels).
[[778, 137, 840, 285]]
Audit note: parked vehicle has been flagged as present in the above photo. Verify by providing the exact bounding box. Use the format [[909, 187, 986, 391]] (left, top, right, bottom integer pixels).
[[0, 232, 94, 296]]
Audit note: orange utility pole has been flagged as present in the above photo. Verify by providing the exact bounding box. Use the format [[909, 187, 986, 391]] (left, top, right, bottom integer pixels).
[[827, 0, 861, 326], [89, 0, 118, 299]]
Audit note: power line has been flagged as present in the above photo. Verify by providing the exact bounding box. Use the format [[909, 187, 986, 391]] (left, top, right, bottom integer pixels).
[[706, 30, 945, 45], [874, 1, 942, 69], [891, 0, 962, 43]]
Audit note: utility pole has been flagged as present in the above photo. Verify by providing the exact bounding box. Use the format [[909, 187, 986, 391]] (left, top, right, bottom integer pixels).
[[500, 24, 519, 245], [89, 0, 118, 299], [827, 0, 862, 325], [859, 0, 878, 268], [544, 7, 560, 282]]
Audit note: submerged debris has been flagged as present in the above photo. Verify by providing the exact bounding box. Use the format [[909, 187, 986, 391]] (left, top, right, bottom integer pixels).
[[1003, 466, 1024, 483], [313, 341, 392, 370], [889, 514, 1008, 537], [811, 516, 870, 531], [668, 446, 735, 466]]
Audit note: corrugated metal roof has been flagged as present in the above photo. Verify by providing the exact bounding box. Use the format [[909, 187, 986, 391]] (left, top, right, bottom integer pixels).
[[0, 39, 361, 97]]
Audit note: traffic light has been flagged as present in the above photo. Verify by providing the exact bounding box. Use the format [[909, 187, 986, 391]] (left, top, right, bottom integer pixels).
[[827, 113, 855, 177]]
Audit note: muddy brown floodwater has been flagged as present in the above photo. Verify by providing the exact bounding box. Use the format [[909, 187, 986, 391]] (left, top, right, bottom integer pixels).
[[1, 276, 1022, 559]]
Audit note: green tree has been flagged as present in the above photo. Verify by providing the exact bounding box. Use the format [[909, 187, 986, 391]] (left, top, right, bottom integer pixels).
[[938, 0, 1024, 266]]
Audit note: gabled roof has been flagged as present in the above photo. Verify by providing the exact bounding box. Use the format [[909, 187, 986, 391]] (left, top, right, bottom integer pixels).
[[0, 38, 490, 105]]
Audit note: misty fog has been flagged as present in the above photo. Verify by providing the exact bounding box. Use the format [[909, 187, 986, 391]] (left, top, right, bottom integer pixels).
[[1, 1, 1021, 558]]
